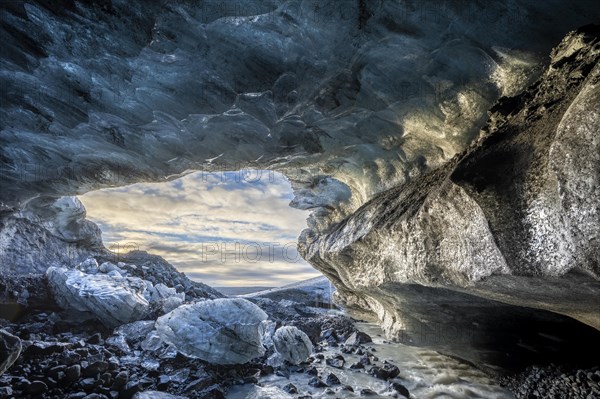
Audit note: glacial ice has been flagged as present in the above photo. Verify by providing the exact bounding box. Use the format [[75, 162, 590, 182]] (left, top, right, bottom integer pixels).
[[114, 321, 156, 346], [140, 330, 163, 352], [46, 256, 188, 327], [1, 0, 599, 376], [46, 266, 150, 328], [299, 28, 600, 369], [272, 326, 313, 365], [161, 296, 184, 314], [155, 298, 268, 364], [2, 0, 598, 233]]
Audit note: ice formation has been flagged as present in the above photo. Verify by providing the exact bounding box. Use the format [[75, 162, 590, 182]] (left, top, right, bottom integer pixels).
[[272, 326, 313, 365], [155, 298, 268, 365]]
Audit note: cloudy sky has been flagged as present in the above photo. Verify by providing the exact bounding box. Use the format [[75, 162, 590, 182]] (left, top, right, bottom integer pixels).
[[79, 170, 321, 287]]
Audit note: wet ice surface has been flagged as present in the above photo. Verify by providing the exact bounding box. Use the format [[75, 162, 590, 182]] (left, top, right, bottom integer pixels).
[[228, 320, 514, 399]]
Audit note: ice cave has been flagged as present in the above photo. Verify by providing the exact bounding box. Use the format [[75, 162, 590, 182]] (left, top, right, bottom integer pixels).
[[0, 1, 599, 398]]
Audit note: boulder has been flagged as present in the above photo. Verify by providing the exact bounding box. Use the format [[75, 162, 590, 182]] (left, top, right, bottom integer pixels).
[[391, 382, 410, 398], [344, 331, 372, 346], [272, 326, 313, 365], [46, 267, 150, 328], [155, 298, 268, 364]]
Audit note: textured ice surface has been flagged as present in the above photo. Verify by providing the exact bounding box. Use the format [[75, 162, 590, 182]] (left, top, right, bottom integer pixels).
[[2, 0, 599, 233], [299, 29, 600, 361], [272, 326, 313, 365], [0, 197, 103, 275], [548, 75, 600, 277], [46, 266, 150, 328], [155, 298, 268, 364], [114, 320, 155, 346], [45, 253, 188, 327]]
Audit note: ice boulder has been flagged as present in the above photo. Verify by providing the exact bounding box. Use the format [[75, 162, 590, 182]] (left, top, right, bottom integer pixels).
[[107, 320, 156, 352], [0, 329, 21, 375], [46, 267, 150, 328], [98, 262, 125, 275], [143, 282, 186, 315], [147, 283, 185, 303], [161, 296, 184, 314], [272, 326, 313, 365], [77, 257, 99, 274], [155, 298, 268, 364]]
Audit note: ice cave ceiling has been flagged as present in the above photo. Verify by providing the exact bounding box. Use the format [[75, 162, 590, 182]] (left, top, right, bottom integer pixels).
[[1, 0, 598, 225]]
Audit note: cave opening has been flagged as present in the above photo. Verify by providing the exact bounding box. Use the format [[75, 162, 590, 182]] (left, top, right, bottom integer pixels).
[[1, 1, 599, 397], [78, 169, 321, 290]]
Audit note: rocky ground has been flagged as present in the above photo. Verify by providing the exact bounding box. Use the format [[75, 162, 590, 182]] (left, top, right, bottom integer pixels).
[[0, 301, 385, 398], [0, 256, 597, 399], [500, 365, 600, 399], [0, 255, 380, 399]]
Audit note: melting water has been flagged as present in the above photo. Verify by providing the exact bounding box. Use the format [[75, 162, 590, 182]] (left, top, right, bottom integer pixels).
[[228, 321, 514, 399]]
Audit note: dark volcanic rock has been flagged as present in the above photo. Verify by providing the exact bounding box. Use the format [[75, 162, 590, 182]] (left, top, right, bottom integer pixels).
[[350, 362, 364, 369], [391, 381, 410, 398], [501, 365, 600, 399], [282, 383, 298, 394], [325, 355, 345, 369], [24, 341, 68, 357], [84, 361, 109, 377], [308, 377, 328, 388], [112, 371, 129, 388], [325, 372, 341, 385], [369, 364, 400, 380], [344, 331, 372, 346], [26, 380, 48, 395], [65, 364, 82, 382]]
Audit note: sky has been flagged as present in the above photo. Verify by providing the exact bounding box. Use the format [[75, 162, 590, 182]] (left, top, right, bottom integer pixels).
[[78, 170, 321, 287]]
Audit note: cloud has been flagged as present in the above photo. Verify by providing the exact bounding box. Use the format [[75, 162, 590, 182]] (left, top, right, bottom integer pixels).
[[79, 170, 321, 287]]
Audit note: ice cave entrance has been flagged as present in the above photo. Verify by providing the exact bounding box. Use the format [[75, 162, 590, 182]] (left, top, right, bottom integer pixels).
[[78, 170, 321, 291]]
